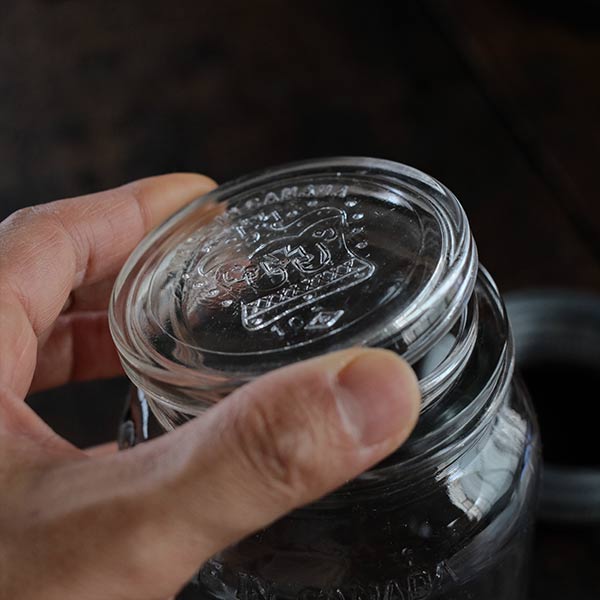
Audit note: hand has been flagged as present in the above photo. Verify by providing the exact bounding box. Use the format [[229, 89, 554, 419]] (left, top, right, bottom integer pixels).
[[0, 174, 420, 600]]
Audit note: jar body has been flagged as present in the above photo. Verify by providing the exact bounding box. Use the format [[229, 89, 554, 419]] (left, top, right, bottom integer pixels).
[[111, 158, 541, 600], [122, 377, 539, 600]]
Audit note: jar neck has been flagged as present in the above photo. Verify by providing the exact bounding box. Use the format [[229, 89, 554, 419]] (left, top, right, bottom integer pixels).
[[318, 267, 515, 504], [122, 267, 515, 508]]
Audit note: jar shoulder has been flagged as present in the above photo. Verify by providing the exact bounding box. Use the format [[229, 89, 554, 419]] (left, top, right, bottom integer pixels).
[[440, 377, 540, 526]]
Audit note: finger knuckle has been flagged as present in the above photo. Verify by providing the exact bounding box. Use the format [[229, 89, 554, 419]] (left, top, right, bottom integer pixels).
[[1, 207, 75, 313], [232, 378, 335, 501], [126, 181, 154, 231], [5, 206, 69, 255], [7, 205, 55, 229]]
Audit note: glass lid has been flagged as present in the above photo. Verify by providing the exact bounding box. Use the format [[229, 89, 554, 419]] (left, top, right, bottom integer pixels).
[[109, 157, 477, 398]]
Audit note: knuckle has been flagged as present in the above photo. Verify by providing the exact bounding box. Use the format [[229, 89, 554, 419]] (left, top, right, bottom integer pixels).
[[6, 205, 39, 224], [0, 207, 75, 313], [231, 378, 336, 501], [127, 180, 154, 231], [4, 206, 69, 253], [7, 204, 55, 228], [232, 399, 303, 498]]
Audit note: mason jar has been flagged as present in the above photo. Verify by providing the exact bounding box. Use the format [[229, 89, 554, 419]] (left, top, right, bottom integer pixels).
[[109, 157, 540, 600]]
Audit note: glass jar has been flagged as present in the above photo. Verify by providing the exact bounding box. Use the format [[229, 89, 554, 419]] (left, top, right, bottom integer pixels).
[[110, 157, 540, 600]]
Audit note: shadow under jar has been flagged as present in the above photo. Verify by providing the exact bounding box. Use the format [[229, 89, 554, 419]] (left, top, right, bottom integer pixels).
[[109, 158, 540, 600]]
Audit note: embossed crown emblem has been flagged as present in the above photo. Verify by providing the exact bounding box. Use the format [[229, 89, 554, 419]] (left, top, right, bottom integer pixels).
[[186, 204, 375, 333]]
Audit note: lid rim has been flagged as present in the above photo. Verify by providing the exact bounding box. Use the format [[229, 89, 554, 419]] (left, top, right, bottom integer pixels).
[[109, 157, 478, 405]]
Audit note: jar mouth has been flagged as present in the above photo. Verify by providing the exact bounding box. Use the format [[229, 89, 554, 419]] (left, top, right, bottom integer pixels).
[[109, 157, 477, 414]]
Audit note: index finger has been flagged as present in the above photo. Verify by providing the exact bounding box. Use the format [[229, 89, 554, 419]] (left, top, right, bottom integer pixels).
[[0, 173, 216, 394]]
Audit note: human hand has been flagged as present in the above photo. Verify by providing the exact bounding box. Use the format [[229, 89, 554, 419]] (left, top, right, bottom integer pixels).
[[0, 174, 420, 600]]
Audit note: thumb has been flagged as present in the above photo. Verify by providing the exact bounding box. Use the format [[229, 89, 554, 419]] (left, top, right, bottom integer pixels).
[[13, 348, 420, 600], [166, 347, 421, 552]]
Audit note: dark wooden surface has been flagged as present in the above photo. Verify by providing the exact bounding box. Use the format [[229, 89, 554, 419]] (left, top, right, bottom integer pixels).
[[1, 1, 599, 598]]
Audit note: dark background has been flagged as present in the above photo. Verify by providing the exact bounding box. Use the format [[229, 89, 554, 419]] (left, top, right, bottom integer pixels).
[[1, 1, 600, 598]]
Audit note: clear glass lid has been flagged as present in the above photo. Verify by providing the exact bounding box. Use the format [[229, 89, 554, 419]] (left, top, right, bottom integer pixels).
[[109, 157, 477, 400]]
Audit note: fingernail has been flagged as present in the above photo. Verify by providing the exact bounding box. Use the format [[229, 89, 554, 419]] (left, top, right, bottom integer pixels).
[[336, 350, 421, 447]]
